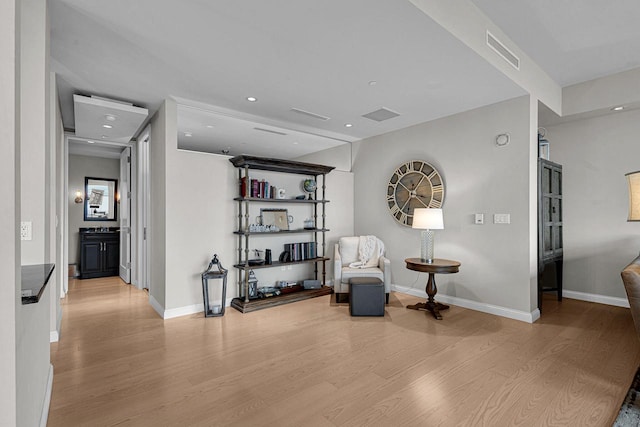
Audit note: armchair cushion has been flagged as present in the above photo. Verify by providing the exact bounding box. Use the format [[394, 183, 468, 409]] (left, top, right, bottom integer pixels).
[[334, 236, 391, 297]]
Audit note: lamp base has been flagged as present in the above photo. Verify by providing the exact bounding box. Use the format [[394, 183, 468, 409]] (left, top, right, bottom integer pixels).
[[420, 229, 435, 263]]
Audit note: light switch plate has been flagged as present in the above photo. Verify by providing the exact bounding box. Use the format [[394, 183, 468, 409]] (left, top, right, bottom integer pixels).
[[474, 213, 484, 224], [494, 213, 511, 224], [20, 221, 32, 240]]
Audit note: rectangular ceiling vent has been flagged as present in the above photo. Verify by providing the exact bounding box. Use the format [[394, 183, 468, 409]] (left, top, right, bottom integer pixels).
[[486, 31, 520, 70], [362, 107, 400, 122], [253, 127, 287, 136], [289, 108, 330, 121]]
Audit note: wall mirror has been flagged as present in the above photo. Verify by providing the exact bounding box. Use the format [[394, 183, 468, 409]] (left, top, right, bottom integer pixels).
[[84, 177, 118, 221]]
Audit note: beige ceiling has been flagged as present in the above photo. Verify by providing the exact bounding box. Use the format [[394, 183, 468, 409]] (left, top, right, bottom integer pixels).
[[50, 0, 640, 158]]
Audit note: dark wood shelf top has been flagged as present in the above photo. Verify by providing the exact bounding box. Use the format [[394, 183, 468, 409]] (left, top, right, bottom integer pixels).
[[21, 263, 55, 304], [231, 286, 332, 313], [233, 228, 329, 236], [234, 257, 329, 270], [233, 197, 330, 204], [229, 155, 335, 175]]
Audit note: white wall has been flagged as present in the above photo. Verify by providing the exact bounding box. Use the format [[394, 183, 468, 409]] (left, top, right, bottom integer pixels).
[[0, 0, 19, 423], [352, 96, 536, 315], [164, 150, 237, 311], [149, 99, 170, 309], [546, 109, 640, 299], [16, 0, 54, 425], [67, 154, 120, 264]]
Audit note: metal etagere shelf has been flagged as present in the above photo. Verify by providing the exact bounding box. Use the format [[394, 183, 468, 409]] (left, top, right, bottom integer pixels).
[[228, 155, 335, 313]]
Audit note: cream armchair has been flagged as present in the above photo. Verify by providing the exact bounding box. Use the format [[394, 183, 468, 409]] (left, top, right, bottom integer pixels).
[[333, 236, 391, 303]]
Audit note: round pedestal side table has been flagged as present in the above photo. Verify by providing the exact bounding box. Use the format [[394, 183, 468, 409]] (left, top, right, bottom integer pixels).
[[405, 258, 461, 320]]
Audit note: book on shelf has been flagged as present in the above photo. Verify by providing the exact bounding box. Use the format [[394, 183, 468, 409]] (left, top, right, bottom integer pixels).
[[284, 242, 317, 262]]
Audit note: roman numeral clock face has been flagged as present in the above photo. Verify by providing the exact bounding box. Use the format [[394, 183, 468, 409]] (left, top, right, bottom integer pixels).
[[387, 160, 444, 226]]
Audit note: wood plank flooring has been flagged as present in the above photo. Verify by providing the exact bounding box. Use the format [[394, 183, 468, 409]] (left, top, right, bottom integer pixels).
[[49, 277, 640, 426]]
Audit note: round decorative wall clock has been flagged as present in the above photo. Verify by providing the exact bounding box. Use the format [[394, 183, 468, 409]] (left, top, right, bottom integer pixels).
[[387, 160, 444, 227]]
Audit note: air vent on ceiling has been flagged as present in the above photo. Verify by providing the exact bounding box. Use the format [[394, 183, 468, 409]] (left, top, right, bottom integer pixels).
[[486, 30, 520, 70], [253, 127, 287, 136], [362, 107, 400, 122], [290, 108, 330, 121]]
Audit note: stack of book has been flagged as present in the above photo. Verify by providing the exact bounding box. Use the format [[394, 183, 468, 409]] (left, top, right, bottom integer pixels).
[[240, 177, 277, 199], [284, 242, 317, 261]]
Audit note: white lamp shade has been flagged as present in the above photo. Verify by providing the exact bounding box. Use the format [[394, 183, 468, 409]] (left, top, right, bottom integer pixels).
[[412, 208, 444, 229], [627, 171, 640, 221]]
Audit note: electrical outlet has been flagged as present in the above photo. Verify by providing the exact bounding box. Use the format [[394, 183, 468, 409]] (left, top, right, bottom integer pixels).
[[493, 214, 511, 224], [20, 221, 32, 240]]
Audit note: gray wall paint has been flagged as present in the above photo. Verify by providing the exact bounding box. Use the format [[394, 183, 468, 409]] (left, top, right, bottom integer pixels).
[[547, 109, 640, 298], [0, 0, 18, 422], [149, 99, 170, 308], [352, 96, 535, 313], [67, 154, 120, 265], [17, 0, 53, 425]]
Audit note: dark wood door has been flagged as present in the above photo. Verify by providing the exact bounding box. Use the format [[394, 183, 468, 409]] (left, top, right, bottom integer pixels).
[[80, 241, 102, 276], [103, 239, 120, 275], [538, 159, 563, 310]]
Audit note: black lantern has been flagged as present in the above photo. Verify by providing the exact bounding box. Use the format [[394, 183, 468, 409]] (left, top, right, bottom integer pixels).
[[201, 254, 228, 317]]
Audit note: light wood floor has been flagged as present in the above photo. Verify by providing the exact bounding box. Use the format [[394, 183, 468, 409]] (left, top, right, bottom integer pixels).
[[49, 277, 640, 426]]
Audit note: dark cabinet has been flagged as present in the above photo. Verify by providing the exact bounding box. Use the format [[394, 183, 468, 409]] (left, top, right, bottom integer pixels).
[[538, 159, 563, 310], [79, 230, 120, 279]]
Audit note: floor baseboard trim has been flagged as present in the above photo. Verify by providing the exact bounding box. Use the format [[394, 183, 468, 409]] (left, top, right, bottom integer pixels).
[[149, 295, 234, 319], [392, 285, 539, 323], [563, 290, 629, 308], [40, 364, 53, 427]]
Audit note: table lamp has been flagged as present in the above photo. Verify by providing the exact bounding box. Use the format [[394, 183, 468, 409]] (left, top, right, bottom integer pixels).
[[627, 171, 640, 221], [412, 208, 444, 263]]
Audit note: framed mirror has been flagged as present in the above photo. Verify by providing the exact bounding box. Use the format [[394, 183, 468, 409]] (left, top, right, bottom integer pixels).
[[84, 177, 118, 221]]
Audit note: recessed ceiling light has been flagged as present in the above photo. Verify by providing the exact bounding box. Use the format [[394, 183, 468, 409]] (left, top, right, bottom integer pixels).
[[102, 124, 113, 129], [368, 80, 377, 86], [293, 142, 299, 145], [247, 97, 257, 102], [345, 123, 353, 128], [206, 125, 214, 128], [184, 132, 193, 137], [87, 140, 95, 144], [612, 106, 625, 111], [105, 114, 117, 121]]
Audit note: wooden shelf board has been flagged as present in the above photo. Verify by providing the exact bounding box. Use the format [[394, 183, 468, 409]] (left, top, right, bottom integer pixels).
[[233, 229, 329, 236], [230, 286, 332, 313], [229, 155, 335, 175], [233, 257, 329, 270], [234, 197, 329, 204]]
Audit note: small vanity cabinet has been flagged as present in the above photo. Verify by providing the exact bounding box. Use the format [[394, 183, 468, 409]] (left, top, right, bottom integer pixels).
[[79, 228, 120, 279]]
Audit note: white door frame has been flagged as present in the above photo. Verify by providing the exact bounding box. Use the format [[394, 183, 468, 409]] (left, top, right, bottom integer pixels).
[[136, 126, 151, 291], [119, 146, 132, 283], [63, 134, 137, 289]]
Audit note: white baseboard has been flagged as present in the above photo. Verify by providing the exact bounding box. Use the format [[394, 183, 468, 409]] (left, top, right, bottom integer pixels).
[[50, 306, 63, 343], [392, 284, 540, 324], [148, 294, 164, 318], [148, 294, 234, 319], [563, 290, 629, 308], [40, 364, 53, 427]]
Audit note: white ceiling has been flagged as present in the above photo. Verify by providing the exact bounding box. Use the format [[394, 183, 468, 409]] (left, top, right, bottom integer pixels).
[[470, 0, 640, 86], [49, 0, 640, 158]]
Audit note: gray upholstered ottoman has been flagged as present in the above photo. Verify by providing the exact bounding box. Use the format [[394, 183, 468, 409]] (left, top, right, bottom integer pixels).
[[349, 277, 385, 316]]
